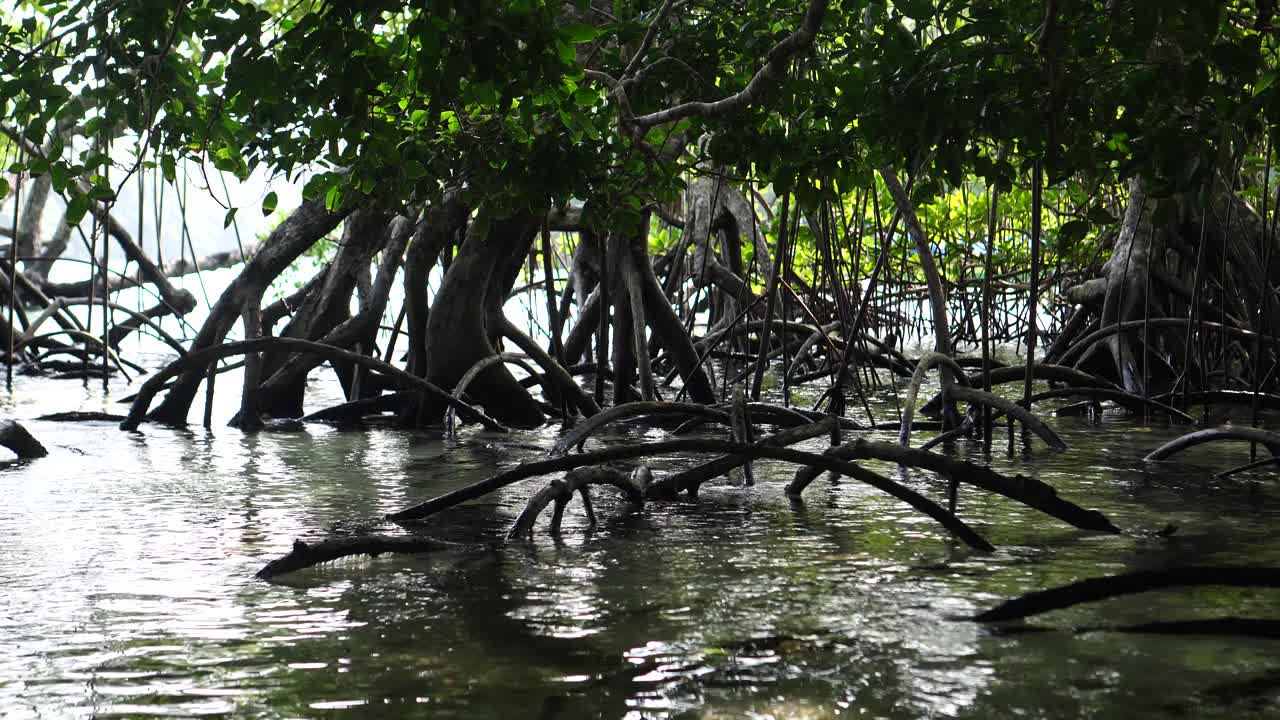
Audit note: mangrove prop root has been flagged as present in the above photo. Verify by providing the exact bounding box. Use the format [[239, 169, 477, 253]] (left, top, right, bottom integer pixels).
[[120, 337, 507, 433], [1144, 426, 1280, 462], [389, 437, 995, 552], [1057, 318, 1280, 369], [651, 417, 836, 497], [785, 438, 1119, 534], [972, 566, 1280, 622], [548, 401, 730, 457], [302, 393, 410, 423], [919, 364, 1117, 416], [1161, 390, 1280, 411], [1020, 387, 1195, 423], [508, 465, 649, 538], [672, 403, 856, 435], [256, 535, 459, 579], [0, 420, 47, 458], [945, 385, 1069, 451], [899, 352, 971, 447], [446, 353, 541, 438]]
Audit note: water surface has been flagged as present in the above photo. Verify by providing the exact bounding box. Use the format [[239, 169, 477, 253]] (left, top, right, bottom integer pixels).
[[3, 368, 1279, 719]]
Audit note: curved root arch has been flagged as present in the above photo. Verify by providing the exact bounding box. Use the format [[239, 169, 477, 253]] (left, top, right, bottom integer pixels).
[[1144, 427, 1280, 462], [508, 466, 650, 538], [446, 353, 547, 438], [945, 385, 1069, 451], [900, 352, 971, 447], [389, 437, 994, 551], [548, 401, 731, 457]]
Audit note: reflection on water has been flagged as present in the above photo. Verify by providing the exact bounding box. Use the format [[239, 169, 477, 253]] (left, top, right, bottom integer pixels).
[[2, 368, 1280, 719]]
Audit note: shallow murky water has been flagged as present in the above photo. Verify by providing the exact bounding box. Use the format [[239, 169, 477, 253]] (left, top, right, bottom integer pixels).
[[2, 362, 1280, 719]]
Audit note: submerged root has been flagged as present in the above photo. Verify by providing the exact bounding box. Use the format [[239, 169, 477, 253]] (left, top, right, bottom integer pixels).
[[972, 566, 1280, 623], [0, 420, 47, 459], [784, 438, 1117, 533], [255, 534, 462, 579]]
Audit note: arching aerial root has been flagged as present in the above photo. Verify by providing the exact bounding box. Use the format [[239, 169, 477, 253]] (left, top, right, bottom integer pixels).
[[899, 352, 970, 447], [508, 466, 651, 538], [388, 437, 1077, 553], [945, 385, 1069, 451], [1144, 426, 1280, 462]]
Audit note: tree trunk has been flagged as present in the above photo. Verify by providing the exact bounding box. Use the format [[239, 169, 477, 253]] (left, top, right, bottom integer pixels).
[[423, 212, 546, 427], [144, 199, 349, 426]]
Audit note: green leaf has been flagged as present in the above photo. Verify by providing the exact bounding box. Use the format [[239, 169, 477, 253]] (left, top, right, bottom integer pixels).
[[161, 155, 176, 183], [0, 178, 8, 199], [1056, 219, 1090, 246], [49, 163, 68, 193], [563, 23, 598, 44], [66, 193, 89, 225], [1087, 206, 1118, 225], [223, 207, 238, 228], [893, 0, 933, 21], [440, 111, 460, 134], [87, 183, 115, 201], [1256, 71, 1277, 96], [325, 184, 342, 211], [261, 191, 278, 216], [403, 160, 427, 179]]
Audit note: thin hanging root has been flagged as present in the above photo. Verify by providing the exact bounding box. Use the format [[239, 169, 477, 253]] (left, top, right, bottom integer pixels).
[[548, 401, 730, 457], [971, 567, 1280, 622], [945, 385, 1069, 451], [730, 386, 754, 485], [919, 417, 974, 451], [508, 466, 650, 538], [390, 438, 994, 552], [256, 535, 462, 580], [1144, 426, 1280, 462], [899, 352, 971, 447], [784, 438, 1117, 533]]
